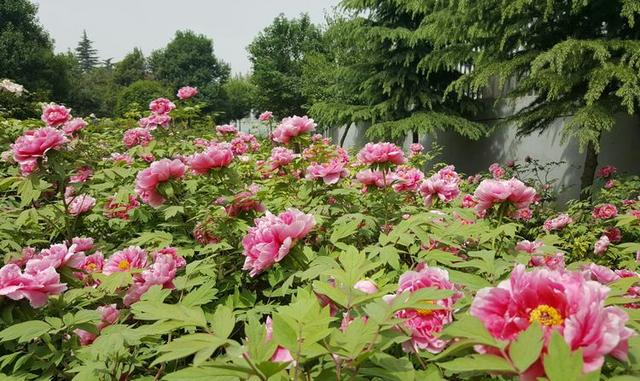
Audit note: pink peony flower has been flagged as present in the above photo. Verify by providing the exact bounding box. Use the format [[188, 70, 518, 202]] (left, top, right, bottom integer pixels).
[[409, 143, 424, 156], [79, 252, 104, 275], [385, 264, 462, 353], [11, 127, 67, 175], [216, 124, 238, 135], [193, 222, 220, 245], [71, 237, 94, 253], [230, 137, 248, 155], [272, 116, 316, 144], [269, 147, 296, 170], [305, 160, 348, 185], [488, 163, 505, 179], [62, 118, 87, 135], [515, 240, 543, 254], [357, 142, 406, 166], [36, 243, 86, 269], [242, 209, 315, 277], [471, 265, 634, 377], [474, 178, 536, 213], [461, 194, 477, 208], [70, 166, 92, 183], [353, 279, 378, 294], [420, 165, 460, 205], [265, 316, 294, 362], [594, 235, 610, 255], [513, 207, 533, 221], [149, 98, 175, 114], [41, 103, 71, 127], [225, 186, 265, 217], [135, 159, 186, 207], [123, 250, 183, 305], [123, 128, 153, 148], [596, 165, 617, 179], [188, 144, 234, 174], [146, 113, 172, 129], [355, 169, 390, 192], [74, 304, 120, 345], [529, 252, 565, 271], [236, 132, 260, 152], [392, 166, 424, 192], [103, 246, 148, 275], [0, 263, 66, 308], [543, 213, 573, 232], [259, 111, 273, 122], [110, 153, 134, 166], [592, 204, 618, 220], [603, 227, 622, 243], [177, 86, 198, 100], [104, 194, 140, 220], [66, 194, 96, 216]]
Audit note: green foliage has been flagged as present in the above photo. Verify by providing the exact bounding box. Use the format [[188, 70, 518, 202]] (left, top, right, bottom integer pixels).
[[75, 30, 99, 73], [220, 75, 256, 121], [113, 48, 147, 86], [115, 80, 171, 116]]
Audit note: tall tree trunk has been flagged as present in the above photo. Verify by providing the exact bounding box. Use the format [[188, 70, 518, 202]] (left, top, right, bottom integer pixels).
[[412, 130, 419, 143], [339, 123, 352, 147], [579, 136, 600, 201]]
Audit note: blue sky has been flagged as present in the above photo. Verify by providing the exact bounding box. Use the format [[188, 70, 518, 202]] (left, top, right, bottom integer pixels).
[[32, 0, 340, 74]]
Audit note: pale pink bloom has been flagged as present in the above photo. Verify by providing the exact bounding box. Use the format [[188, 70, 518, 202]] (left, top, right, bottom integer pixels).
[[506, 178, 537, 209], [354, 279, 378, 294], [471, 265, 634, 377], [102, 246, 148, 275], [592, 204, 618, 219], [67, 194, 96, 216], [305, 160, 348, 185], [110, 153, 134, 166], [259, 111, 273, 122], [461, 194, 477, 208], [135, 159, 186, 207], [392, 167, 424, 192], [582, 264, 620, 285], [149, 98, 175, 114], [70, 166, 92, 183], [33, 243, 84, 270], [9, 247, 38, 267], [79, 252, 104, 274], [230, 137, 248, 155], [242, 209, 315, 277], [357, 142, 406, 166], [265, 316, 294, 362], [386, 264, 462, 353], [153, 247, 186, 269], [104, 194, 140, 220], [62, 118, 87, 135], [177, 86, 198, 100], [515, 240, 543, 254], [488, 163, 505, 179], [0, 263, 66, 308], [140, 153, 155, 163], [216, 124, 238, 135], [41, 103, 71, 127], [594, 235, 610, 255], [71, 237, 94, 253], [543, 213, 573, 232], [269, 147, 295, 169], [123, 251, 182, 305], [272, 116, 316, 144], [11, 127, 67, 175], [188, 144, 234, 174], [513, 207, 533, 221], [147, 113, 171, 128], [311, 133, 323, 143], [420, 166, 460, 205], [123, 128, 153, 148], [596, 165, 617, 179], [409, 143, 424, 156], [236, 132, 260, 152], [355, 169, 390, 191], [474, 178, 535, 213]]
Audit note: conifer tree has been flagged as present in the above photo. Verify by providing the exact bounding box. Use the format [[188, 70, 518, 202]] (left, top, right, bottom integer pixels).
[[75, 30, 99, 72]]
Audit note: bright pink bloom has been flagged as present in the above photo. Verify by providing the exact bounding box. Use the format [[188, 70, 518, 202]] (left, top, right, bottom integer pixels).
[[259, 111, 273, 122], [62, 118, 87, 135], [37, 243, 86, 269], [11, 127, 67, 175], [0, 263, 66, 308], [66, 194, 96, 216], [596, 165, 617, 179], [135, 159, 186, 207], [409, 143, 424, 156], [392, 167, 424, 192], [420, 165, 460, 205], [216, 124, 238, 135], [103, 246, 148, 275], [123, 128, 153, 148], [594, 235, 610, 255], [461, 194, 477, 208], [513, 207, 533, 221], [305, 160, 348, 185], [146, 113, 171, 128], [230, 137, 248, 155], [354, 279, 378, 294], [79, 252, 104, 275], [355, 169, 390, 191], [474, 178, 535, 213], [242, 209, 315, 277], [188, 144, 234, 174], [385, 264, 461, 353], [177, 86, 198, 100], [357, 142, 406, 166], [41, 103, 71, 127], [272, 116, 316, 144], [269, 147, 295, 169], [471, 265, 634, 376], [592, 204, 618, 219], [603, 227, 622, 243], [488, 163, 505, 179], [265, 316, 294, 362], [543, 213, 573, 232], [149, 98, 175, 114], [70, 166, 92, 183], [123, 250, 183, 305]]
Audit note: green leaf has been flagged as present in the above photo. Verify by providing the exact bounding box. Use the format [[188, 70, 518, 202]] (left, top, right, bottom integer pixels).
[[543, 331, 583, 381], [509, 322, 543, 372], [438, 354, 514, 373], [211, 305, 235, 339], [152, 334, 228, 366], [0, 321, 51, 343], [439, 315, 500, 348], [271, 314, 298, 351], [131, 301, 207, 327]]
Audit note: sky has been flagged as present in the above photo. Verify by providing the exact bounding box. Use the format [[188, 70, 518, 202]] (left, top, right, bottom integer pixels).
[[32, 0, 340, 74]]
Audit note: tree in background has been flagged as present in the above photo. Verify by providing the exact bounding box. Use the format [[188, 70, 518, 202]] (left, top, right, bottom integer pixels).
[[248, 14, 324, 118], [308, 1, 485, 144], [75, 30, 99, 72], [425, 0, 640, 196], [115, 80, 171, 117], [221, 75, 257, 122], [114, 48, 147, 86]]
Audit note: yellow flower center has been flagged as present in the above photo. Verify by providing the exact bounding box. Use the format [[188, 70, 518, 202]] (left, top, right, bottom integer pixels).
[[118, 259, 130, 270], [529, 304, 563, 327], [85, 263, 97, 272]]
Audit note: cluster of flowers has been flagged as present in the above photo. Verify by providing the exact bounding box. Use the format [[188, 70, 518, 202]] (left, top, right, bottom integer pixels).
[[0, 79, 25, 96]]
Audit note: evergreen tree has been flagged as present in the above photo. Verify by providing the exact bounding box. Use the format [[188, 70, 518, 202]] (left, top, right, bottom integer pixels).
[[75, 30, 99, 72], [424, 0, 640, 195], [114, 48, 147, 86], [308, 1, 486, 143]]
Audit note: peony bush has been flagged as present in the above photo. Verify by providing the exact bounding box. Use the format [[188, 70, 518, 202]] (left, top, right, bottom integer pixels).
[[0, 92, 639, 380]]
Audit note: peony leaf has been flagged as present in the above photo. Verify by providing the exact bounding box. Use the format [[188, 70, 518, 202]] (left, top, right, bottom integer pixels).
[[438, 354, 514, 373], [509, 322, 543, 373]]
